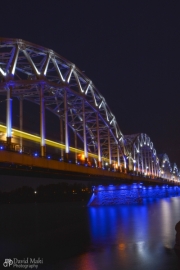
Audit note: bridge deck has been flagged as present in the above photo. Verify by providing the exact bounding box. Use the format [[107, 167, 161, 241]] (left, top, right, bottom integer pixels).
[[0, 150, 178, 186]]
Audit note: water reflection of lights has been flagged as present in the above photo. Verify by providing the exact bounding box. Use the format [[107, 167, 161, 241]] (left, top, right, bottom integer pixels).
[[88, 204, 149, 246], [78, 253, 98, 270], [135, 241, 145, 253], [119, 243, 126, 250], [161, 199, 172, 247]]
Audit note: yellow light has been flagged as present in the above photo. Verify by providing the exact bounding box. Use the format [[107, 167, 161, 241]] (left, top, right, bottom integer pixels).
[[0, 124, 112, 163]]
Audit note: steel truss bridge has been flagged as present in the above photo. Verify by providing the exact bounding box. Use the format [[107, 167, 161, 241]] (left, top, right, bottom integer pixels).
[[0, 38, 179, 183]]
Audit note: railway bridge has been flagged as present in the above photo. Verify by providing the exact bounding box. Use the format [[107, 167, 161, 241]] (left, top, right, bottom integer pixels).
[[0, 38, 179, 185]]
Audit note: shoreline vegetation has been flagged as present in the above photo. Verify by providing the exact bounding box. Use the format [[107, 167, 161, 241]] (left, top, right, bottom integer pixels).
[[0, 182, 92, 204]]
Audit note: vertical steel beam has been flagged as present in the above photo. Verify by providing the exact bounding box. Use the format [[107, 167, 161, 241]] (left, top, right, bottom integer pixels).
[[108, 129, 112, 165], [82, 99, 88, 162], [137, 152, 139, 175], [74, 130, 77, 163], [157, 161, 159, 177], [148, 151, 151, 177], [6, 86, 12, 148], [40, 85, 46, 157], [133, 146, 136, 171], [152, 155, 154, 177], [141, 149, 144, 174], [96, 113, 101, 167], [145, 151, 147, 175], [123, 156, 127, 173], [117, 145, 120, 170], [154, 158, 157, 177], [60, 116, 64, 160], [19, 95, 23, 152], [64, 90, 69, 159]]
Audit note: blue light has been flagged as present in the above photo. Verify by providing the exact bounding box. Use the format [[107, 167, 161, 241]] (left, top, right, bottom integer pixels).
[[120, 185, 128, 189], [48, 156, 51, 159], [69, 160, 71, 163], [34, 153, 38, 157], [0, 146, 3, 150]]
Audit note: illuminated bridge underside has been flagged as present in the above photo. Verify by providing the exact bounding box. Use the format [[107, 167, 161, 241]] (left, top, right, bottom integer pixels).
[[0, 150, 178, 186], [89, 184, 180, 206]]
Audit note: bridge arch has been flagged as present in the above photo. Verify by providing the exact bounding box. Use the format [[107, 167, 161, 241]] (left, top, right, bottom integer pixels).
[[172, 163, 179, 181], [124, 133, 160, 177], [0, 38, 125, 168], [158, 153, 172, 180]]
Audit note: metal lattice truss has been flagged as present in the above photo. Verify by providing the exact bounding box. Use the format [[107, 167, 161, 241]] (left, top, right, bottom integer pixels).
[[124, 133, 160, 177], [172, 163, 179, 181], [125, 134, 180, 181], [0, 38, 124, 163], [0, 38, 179, 177], [158, 154, 172, 179]]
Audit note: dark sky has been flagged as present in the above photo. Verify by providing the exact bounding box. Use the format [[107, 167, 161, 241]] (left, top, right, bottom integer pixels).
[[1, 1, 180, 166]]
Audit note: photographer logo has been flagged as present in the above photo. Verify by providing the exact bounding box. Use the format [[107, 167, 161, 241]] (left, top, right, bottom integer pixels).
[[3, 259, 13, 267], [3, 258, 43, 268]]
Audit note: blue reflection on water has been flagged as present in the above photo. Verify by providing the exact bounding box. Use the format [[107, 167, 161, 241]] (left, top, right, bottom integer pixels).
[[88, 203, 150, 244], [86, 197, 180, 270]]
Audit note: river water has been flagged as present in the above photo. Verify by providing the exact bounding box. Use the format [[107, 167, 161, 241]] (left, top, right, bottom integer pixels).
[[1, 197, 180, 269]]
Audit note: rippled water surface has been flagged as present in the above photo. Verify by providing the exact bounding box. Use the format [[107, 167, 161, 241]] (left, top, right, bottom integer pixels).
[[1, 197, 180, 269], [59, 197, 180, 270]]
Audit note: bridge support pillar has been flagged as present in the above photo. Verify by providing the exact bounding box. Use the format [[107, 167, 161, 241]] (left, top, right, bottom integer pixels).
[[41, 145, 46, 157], [60, 117, 64, 160], [40, 85, 46, 157], [6, 86, 12, 150], [141, 151, 144, 175], [148, 151, 151, 177], [74, 130, 77, 163], [136, 152, 139, 175], [133, 146, 136, 172], [108, 129, 112, 165], [152, 155, 154, 178], [123, 156, 127, 173], [96, 113, 101, 168], [19, 95, 23, 152], [82, 99, 88, 163], [64, 90, 69, 158], [117, 145, 120, 170], [97, 161, 102, 168], [64, 152, 69, 162]]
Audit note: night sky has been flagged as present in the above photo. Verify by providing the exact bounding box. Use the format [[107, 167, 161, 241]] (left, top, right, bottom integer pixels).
[[1, 1, 180, 166]]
